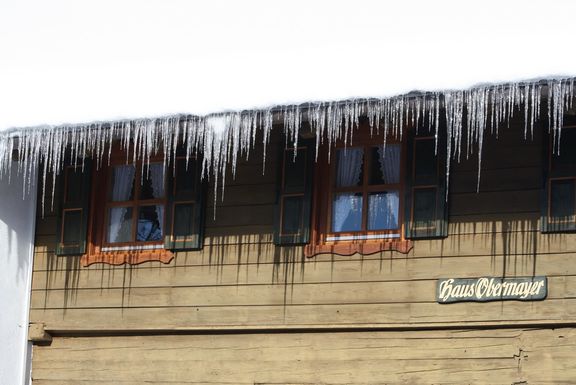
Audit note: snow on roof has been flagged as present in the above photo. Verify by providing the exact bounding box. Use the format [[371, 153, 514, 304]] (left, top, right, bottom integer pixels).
[[1, 0, 575, 206], [1, 0, 575, 130], [1, 77, 574, 215]]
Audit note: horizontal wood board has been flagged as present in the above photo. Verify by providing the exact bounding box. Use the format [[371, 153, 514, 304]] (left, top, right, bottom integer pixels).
[[32, 328, 576, 384], [31, 121, 576, 332]]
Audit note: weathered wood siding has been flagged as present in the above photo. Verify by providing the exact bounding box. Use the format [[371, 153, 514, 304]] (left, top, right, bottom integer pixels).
[[30, 118, 576, 384], [31, 328, 576, 385]]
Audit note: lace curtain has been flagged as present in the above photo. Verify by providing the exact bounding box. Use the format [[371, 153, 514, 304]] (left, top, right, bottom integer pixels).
[[149, 164, 165, 198], [332, 146, 400, 232], [136, 164, 165, 241], [108, 165, 135, 243], [336, 148, 363, 187], [107, 163, 166, 243], [377, 144, 400, 184], [333, 148, 364, 231]]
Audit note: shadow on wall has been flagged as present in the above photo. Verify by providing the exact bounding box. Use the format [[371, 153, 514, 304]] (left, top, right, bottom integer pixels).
[[445, 214, 541, 277], [34, 119, 560, 311], [35, 213, 558, 313]]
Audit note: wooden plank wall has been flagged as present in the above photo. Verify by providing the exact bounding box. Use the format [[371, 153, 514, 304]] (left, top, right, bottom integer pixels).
[[29, 117, 576, 384], [32, 328, 576, 384]]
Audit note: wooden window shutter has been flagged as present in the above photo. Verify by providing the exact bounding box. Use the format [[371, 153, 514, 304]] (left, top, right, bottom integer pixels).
[[274, 139, 314, 245], [405, 127, 448, 239], [541, 122, 576, 232], [164, 155, 205, 250], [55, 158, 92, 256]]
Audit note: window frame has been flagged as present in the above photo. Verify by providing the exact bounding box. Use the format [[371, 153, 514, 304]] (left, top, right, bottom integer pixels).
[[55, 162, 92, 256], [542, 122, 576, 232], [325, 141, 405, 242], [304, 126, 413, 257], [101, 161, 167, 249], [53, 145, 205, 266], [82, 148, 174, 266], [274, 144, 313, 244], [405, 133, 447, 238], [163, 154, 205, 251], [409, 136, 439, 233]]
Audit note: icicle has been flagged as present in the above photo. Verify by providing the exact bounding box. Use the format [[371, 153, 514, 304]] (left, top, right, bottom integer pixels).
[[0, 77, 574, 220]]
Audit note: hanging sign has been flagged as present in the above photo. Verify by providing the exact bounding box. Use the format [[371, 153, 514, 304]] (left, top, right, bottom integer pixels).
[[437, 276, 547, 304]]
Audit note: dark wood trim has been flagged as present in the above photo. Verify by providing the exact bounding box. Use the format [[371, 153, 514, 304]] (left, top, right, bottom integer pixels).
[[46, 319, 576, 338]]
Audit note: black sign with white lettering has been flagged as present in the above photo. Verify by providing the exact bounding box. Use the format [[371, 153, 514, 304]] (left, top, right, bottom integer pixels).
[[437, 277, 547, 303]]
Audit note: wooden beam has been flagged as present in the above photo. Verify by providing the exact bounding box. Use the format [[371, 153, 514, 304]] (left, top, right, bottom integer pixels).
[[28, 322, 52, 345]]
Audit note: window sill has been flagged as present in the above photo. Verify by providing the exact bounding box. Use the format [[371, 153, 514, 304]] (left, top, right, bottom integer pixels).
[[304, 239, 413, 258], [81, 247, 174, 266]]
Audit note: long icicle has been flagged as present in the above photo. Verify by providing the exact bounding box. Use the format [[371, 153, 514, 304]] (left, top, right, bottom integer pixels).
[[0, 77, 574, 214]]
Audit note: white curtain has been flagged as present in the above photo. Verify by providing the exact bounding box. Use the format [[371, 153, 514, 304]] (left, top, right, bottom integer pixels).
[[147, 164, 165, 240], [333, 148, 364, 232], [368, 191, 399, 230], [336, 148, 364, 187], [377, 144, 400, 184], [149, 163, 165, 198], [108, 165, 135, 243], [332, 193, 363, 232], [155, 205, 164, 239]]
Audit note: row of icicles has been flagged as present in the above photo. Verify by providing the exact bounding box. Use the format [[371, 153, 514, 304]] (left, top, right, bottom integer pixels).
[[0, 77, 573, 214]]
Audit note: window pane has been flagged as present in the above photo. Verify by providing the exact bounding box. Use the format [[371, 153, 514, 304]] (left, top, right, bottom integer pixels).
[[550, 179, 575, 223], [413, 188, 437, 230], [414, 138, 437, 185], [370, 145, 400, 185], [109, 165, 135, 202], [65, 167, 82, 203], [284, 149, 307, 194], [281, 196, 303, 235], [332, 192, 363, 232], [173, 203, 196, 238], [62, 209, 82, 244], [137, 205, 164, 242], [551, 128, 576, 172], [140, 163, 165, 199], [368, 191, 399, 230], [335, 148, 364, 187], [175, 159, 196, 196], [107, 206, 133, 243]]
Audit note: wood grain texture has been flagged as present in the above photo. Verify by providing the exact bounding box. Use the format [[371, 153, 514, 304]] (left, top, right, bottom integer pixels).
[[33, 252, 576, 291], [32, 229, 575, 271], [28, 275, 576, 310], [29, 122, 576, 384], [30, 297, 576, 332], [31, 328, 576, 384]]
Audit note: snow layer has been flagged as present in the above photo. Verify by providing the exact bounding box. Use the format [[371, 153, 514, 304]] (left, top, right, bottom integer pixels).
[[0, 0, 575, 130], [1, 1, 575, 209]]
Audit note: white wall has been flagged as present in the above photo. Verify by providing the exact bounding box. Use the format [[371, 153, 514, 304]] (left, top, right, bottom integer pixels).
[[0, 162, 37, 385]]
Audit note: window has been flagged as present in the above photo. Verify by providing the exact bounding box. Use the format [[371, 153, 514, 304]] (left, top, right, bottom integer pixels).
[[329, 144, 401, 238], [406, 134, 448, 238], [55, 148, 205, 266], [542, 117, 576, 232], [55, 160, 92, 256], [274, 142, 313, 245], [103, 163, 165, 248], [274, 120, 448, 256]]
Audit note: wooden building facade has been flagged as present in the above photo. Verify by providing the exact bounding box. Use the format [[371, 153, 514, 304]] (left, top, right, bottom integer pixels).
[[28, 110, 576, 384]]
